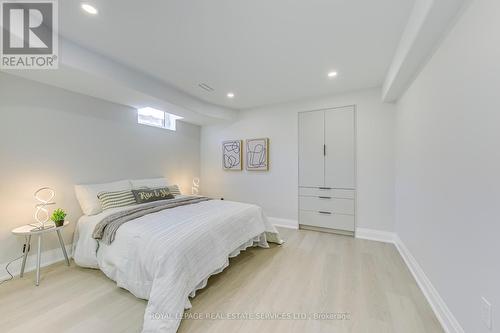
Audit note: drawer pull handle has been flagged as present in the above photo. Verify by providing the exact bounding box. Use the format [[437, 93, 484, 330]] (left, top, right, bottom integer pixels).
[[318, 187, 331, 190], [318, 211, 332, 215], [318, 196, 331, 199]]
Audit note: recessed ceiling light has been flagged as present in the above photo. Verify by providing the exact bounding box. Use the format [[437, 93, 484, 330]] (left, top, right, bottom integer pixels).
[[81, 3, 98, 15], [328, 71, 338, 78], [227, 92, 235, 98]]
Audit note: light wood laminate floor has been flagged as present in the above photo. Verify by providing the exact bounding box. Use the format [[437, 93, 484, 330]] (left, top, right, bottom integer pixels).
[[0, 228, 443, 333]]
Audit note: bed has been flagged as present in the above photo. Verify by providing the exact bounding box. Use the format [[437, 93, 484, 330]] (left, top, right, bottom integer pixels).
[[72, 179, 282, 333]]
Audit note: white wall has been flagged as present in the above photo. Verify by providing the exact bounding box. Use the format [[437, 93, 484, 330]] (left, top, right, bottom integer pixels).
[[395, 1, 500, 332], [0, 73, 201, 265], [201, 88, 396, 231]]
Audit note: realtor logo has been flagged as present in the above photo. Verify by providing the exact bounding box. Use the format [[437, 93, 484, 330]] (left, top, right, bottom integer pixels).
[[1, 0, 58, 69]]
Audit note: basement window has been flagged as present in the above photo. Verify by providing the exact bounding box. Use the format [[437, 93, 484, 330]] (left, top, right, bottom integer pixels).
[[137, 107, 183, 131]]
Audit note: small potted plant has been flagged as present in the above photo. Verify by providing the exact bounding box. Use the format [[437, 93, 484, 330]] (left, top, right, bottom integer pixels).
[[51, 209, 67, 227]]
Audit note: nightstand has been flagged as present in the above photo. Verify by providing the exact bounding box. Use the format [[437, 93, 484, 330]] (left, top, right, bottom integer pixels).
[[11, 221, 70, 286]]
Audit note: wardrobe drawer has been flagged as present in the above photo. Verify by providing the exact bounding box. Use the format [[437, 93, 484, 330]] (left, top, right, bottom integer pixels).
[[299, 196, 354, 215], [299, 187, 355, 199], [299, 210, 355, 232]]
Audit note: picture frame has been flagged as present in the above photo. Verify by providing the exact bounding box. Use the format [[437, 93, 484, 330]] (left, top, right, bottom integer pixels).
[[246, 138, 269, 171], [222, 140, 243, 170]]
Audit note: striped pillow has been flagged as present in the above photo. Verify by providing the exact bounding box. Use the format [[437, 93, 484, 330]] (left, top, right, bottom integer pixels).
[[168, 185, 181, 196], [98, 190, 136, 211]]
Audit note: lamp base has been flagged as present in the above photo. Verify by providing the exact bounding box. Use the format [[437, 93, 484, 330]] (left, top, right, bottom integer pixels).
[[29, 224, 55, 232]]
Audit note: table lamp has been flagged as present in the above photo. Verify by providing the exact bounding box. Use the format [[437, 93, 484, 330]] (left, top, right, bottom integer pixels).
[[32, 187, 56, 230], [192, 177, 200, 195]]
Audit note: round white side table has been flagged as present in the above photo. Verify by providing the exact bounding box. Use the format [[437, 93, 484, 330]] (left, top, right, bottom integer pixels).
[[12, 221, 70, 286]]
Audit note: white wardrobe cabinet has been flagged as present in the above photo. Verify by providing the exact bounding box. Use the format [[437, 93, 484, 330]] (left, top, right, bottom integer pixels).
[[298, 106, 356, 235], [298, 110, 325, 187]]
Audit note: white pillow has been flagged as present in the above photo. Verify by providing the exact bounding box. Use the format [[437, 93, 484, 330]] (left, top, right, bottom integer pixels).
[[75, 180, 132, 216], [130, 178, 169, 189]]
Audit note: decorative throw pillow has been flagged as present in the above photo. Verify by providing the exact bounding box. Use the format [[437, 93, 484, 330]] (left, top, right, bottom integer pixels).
[[98, 190, 136, 211], [167, 184, 181, 196], [132, 187, 175, 204], [75, 180, 132, 215]]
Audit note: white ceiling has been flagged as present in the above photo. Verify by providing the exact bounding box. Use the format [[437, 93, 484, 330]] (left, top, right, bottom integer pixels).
[[59, 0, 415, 110]]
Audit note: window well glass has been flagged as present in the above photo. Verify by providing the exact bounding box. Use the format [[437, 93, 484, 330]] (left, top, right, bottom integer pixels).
[[137, 107, 183, 131]]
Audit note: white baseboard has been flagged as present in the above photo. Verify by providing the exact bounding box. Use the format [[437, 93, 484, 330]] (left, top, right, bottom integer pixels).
[[0, 244, 73, 282], [355, 227, 396, 243], [268, 217, 299, 230], [394, 235, 464, 333]]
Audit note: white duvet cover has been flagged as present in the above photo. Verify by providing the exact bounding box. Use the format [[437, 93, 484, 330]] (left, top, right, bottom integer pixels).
[[72, 197, 281, 332]]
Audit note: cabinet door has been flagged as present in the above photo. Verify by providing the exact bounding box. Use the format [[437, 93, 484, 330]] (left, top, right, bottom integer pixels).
[[324, 106, 355, 188], [299, 110, 325, 187]]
